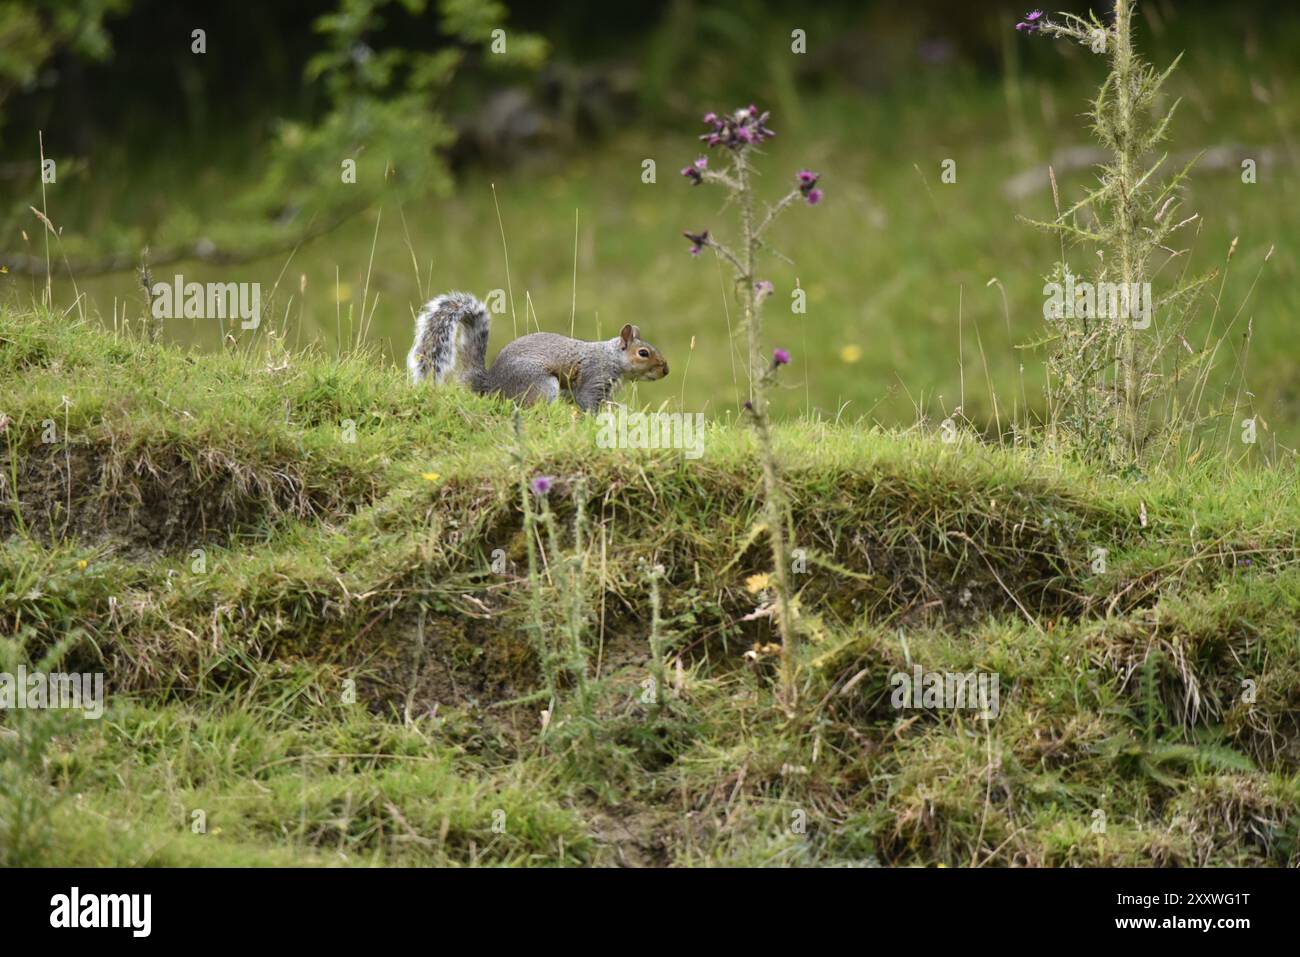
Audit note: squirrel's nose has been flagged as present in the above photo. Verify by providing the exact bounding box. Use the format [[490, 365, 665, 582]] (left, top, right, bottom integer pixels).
[[661, 363, 669, 377]]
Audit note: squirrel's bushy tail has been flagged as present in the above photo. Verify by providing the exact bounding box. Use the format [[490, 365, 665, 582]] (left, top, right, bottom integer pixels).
[[406, 292, 490, 388]]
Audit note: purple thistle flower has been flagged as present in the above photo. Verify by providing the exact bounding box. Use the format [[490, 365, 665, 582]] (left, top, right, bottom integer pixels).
[[796, 169, 823, 205], [1016, 10, 1044, 33], [680, 156, 708, 185], [530, 475, 554, 497], [699, 104, 775, 150], [754, 279, 775, 303], [773, 347, 791, 367], [683, 229, 709, 257]]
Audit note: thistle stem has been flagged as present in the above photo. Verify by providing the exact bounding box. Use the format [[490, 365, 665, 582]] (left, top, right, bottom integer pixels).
[[1113, 0, 1141, 460], [736, 150, 799, 711]]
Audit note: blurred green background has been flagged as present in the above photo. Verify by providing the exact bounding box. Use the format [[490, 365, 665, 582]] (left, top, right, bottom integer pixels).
[[2, 0, 1297, 442]]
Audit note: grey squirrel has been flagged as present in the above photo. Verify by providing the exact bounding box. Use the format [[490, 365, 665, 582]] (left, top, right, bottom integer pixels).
[[406, 291, 669, 411]]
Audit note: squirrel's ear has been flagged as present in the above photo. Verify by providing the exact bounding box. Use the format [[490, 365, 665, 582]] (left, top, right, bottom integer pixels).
[[619, 324, 634, 348]]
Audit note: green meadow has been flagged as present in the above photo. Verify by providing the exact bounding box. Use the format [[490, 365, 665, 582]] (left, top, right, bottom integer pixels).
[[9, 10, 1299, 446], [2, 3, 1299, 867]]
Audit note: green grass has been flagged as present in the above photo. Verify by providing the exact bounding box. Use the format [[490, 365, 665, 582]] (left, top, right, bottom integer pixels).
[[5, 12, 1300, 450], [2, 307, 1298, 866]]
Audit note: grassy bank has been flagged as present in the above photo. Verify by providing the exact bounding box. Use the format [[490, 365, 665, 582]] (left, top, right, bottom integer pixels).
[[2, 307, 1297, 866]]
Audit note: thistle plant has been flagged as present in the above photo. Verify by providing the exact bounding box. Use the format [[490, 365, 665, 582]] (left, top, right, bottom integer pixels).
[[519, 465, 599, 729], [645, 559, 667, 710], [1018, 3, 1216, 466], [537, 475, 592, 714], [681, 105, 820, 708], [519, 469, 559, 715]]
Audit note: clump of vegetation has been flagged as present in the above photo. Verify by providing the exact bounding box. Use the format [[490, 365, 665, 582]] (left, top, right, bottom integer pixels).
[[246, 0, 548, 236], [1018, 2, 1222, 467], [0, 627, 84, 866]]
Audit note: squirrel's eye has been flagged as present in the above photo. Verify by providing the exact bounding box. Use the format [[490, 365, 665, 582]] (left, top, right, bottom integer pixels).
[[637, 348, 650, 358]]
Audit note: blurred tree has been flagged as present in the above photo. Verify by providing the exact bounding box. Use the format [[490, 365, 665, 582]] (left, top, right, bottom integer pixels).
[[4, 0, 547, 274], [245, 0, 546, 212], [207, 0, 548, 264], [0, 0, 129, 146]]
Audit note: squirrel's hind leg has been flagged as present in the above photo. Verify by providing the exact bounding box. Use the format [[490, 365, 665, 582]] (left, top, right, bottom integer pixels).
[[519, 375, 560, 406]]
